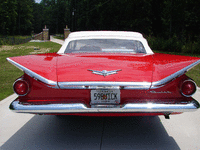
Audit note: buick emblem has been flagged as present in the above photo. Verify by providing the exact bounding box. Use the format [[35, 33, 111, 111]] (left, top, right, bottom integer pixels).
[[88, 69, 122, 77]]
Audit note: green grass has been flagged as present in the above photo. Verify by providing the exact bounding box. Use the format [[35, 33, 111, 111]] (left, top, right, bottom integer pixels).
[[186, 65, 200, 87], [0, 41, 61, 100]]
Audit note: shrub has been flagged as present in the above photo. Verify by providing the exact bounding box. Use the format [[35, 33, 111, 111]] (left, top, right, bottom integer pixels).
[[0, 39, 3, 45], [182, 41, 200, 54], [146, 35, 183, 53], [0, 36, 32, 45]]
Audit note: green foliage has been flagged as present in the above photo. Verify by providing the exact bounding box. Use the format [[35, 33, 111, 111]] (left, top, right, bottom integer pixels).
[[16, 0, 34, 35], [74, 0, 152, 33], [32, 3, 43, 33], [147, 35, 200, 54], [182, 41, 200, 54], [147, 35, 183, 53], [0, 36, 32, 45], [0, 0, 17, 35], [39, 0, 69, 34], [0, 0, 34, 35]]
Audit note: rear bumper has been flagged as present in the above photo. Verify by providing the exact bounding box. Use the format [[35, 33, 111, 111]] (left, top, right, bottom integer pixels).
[[10, 99, 200, 114]]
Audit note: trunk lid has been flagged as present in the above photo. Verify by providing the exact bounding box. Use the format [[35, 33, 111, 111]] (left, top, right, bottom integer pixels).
[[57, 53, 154, 83]]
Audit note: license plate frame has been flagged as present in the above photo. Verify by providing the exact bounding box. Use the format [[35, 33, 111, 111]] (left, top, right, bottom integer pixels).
[[91, 89, 120, 105]]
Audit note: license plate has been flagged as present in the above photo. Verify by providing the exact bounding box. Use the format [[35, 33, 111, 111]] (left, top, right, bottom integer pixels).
[[91, 90, 120, 104]]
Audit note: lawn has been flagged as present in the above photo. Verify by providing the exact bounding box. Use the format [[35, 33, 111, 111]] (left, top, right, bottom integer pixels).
[[0, 41, 61, 100], [0, 44, 199, 101]]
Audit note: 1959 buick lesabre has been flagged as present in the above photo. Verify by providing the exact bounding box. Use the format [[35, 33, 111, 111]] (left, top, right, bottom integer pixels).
[[7, 31, 200, 119]]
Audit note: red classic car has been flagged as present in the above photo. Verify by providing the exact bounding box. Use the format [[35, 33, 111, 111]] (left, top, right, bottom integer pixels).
[[7, 31, 200, 119]]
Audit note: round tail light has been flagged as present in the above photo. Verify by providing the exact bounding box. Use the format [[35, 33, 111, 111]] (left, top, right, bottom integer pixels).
[[13, 78, 29, 96], [181, 80, 197, 97]]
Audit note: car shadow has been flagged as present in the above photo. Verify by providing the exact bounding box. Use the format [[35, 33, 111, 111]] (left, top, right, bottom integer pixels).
[[1, 115, 180, 150], [101, 116, 180, 150]]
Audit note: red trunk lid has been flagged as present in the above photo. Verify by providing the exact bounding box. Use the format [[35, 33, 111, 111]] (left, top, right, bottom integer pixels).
[[57, 53, 154, 82]]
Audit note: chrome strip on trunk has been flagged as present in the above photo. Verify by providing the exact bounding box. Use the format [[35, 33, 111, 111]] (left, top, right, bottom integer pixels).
[[10, 100, 199, 114], [58, 82, 151, 90]]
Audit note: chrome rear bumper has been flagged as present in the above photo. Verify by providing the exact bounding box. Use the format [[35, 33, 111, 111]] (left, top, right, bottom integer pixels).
[[10, 99, 199, 114]]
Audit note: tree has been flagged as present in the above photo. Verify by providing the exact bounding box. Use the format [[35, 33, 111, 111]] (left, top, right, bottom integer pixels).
[[16, 0, 34, 35], [184, 0, 200, 42], [0, 0, 17, 35], [32, 3, 44, 33]]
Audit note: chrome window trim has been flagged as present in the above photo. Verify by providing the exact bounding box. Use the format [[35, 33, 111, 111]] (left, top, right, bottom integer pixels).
[[6, 58, 59, 89]]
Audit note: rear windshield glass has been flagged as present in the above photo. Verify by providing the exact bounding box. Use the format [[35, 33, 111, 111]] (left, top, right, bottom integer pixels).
[[64, 39, 146, 54]]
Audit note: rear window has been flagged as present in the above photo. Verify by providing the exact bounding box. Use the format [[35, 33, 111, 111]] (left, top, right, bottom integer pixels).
[[64, 39, 146, 54]]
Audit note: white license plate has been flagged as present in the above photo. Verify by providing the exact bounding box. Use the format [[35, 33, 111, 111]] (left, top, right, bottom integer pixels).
[[91, 90, 120, 104]]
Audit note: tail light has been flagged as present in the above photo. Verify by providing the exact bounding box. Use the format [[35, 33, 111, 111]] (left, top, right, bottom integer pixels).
[[180, 80, 197, 97], [13, 78, 29, 96]]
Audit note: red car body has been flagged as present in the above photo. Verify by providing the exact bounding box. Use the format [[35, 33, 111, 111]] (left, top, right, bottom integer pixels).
[[7, 31, 200, 118]]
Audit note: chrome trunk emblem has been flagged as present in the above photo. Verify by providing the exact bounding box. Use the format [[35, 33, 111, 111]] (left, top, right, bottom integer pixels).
[[88, 69, 122, 77]]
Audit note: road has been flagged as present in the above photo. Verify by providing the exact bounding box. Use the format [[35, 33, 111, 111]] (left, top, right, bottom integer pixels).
[[50, 35, 64, 45], [1, 38, 200, 149]]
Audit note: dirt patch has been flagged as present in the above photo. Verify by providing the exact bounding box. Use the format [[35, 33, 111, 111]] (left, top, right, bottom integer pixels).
[[26, 46, 35, 49], [0, 45, 36, 51], [0, 46, 16, 51], [30, 48, 51, 54], [0, 45, 53, 54]]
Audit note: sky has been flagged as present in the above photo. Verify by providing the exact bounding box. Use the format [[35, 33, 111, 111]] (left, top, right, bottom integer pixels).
[[35, 0, 41, 3]]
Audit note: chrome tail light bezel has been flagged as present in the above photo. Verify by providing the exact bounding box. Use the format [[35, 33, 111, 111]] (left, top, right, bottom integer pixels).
[[180, 79, 197, 97], [13, 78, 30, 96]]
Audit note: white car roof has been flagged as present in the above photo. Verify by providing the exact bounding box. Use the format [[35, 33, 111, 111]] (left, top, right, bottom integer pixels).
[[57, 31, 153, 54], [68, 31, 143, 38]]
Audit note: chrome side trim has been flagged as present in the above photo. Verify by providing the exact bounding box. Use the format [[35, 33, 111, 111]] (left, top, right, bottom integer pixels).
[[151, 60, 200, 89], [10, 100, 199, 114], [58, 82, 151, 90], [6, 58, 59, 88]]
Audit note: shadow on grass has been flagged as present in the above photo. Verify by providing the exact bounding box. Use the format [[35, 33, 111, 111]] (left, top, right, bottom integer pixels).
[[1, 115, 180, 150]]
